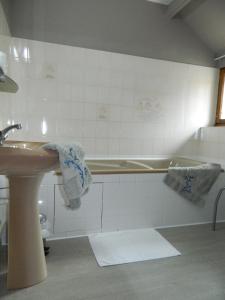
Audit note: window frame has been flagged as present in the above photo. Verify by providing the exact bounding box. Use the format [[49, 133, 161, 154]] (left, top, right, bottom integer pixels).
[[215, 67, 225, 126]]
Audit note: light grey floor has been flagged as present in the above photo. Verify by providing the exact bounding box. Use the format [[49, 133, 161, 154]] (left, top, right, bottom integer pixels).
[[1, 223, 225, 300]]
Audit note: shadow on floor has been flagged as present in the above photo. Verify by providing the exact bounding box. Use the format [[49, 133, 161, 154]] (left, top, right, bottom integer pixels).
[[0, 273, 16, 297]]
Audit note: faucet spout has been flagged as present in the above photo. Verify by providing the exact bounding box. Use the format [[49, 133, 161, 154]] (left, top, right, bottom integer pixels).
[[0, 123, 22, 145]]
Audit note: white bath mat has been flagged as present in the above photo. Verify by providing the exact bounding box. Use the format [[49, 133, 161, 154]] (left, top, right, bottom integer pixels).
[[88, 228, 181, 267]]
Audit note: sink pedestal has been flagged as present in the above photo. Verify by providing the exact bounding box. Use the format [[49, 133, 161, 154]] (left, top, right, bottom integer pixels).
[[0, 140, 58, 289], [7, 174, 47, 289]]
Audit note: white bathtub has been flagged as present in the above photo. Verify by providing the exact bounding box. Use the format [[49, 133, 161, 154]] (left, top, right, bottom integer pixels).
[[52, 157, 225, 238]]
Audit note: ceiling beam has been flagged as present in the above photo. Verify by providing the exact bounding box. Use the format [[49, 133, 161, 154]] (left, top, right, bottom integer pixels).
[[167, 0, 192, 18]]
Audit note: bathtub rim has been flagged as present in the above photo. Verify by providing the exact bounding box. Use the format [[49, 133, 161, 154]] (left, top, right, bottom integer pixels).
[[55, 156, 206, 175]]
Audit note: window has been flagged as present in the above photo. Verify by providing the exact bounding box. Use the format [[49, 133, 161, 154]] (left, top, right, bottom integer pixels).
[[215, 68, 225, 125]]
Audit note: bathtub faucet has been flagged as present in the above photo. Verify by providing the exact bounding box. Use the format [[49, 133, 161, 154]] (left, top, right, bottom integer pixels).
[[0, 123, 22, 145]]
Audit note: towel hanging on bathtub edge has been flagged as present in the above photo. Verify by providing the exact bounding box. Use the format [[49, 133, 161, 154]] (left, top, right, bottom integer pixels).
[[43, 143, 92, 209], [164, 163, 221, 205]]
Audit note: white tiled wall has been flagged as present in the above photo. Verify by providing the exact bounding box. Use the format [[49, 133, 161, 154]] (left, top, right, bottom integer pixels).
[[0, 37, 219, 157], [190, 126, 225, 162], [0, 3, 11, 242], [0, 1, 12, 131]]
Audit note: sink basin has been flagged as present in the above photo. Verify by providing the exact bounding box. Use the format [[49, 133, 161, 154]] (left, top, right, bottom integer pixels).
[[1, 141, 59, 289], [0, 141, 58, 175]]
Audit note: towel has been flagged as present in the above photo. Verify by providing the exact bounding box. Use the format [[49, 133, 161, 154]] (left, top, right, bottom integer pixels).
[[164, 163, 221, 204], [43, 143, 92, 209]]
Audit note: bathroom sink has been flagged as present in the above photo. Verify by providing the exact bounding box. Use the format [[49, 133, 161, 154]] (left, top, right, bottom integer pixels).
[[1, 141, 59, 289], [0, 141, 59, 175]]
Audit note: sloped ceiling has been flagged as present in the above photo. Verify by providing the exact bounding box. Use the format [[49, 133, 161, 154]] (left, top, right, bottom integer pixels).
[[6, 0, 215, 67], [4, 0, 225, 67], [181, 0, 225, 58]]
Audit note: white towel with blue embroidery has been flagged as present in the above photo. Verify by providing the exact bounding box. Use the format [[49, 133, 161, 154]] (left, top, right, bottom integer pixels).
[[43, 143, 92, 209], [164, 163, 221, 204]]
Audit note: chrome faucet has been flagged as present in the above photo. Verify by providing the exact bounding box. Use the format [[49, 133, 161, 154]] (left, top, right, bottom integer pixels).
[[0, 123, 22, 145]]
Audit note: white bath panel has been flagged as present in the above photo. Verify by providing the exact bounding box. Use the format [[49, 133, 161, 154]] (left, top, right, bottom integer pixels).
[[54, 183, 103, 235], [89, 228, 181, 267], [102, 181, 164, 231]]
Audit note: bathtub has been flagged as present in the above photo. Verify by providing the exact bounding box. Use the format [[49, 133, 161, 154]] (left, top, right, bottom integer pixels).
[[53, 156, 225, 238], [86, 157, 204, 174]]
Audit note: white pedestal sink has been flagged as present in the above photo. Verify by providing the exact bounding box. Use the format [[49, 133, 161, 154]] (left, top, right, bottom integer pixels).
[[0, 141, 58, 289]]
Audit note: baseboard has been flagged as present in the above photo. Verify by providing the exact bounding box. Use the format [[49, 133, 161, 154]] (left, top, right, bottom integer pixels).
[[47, 220, 225, 242]]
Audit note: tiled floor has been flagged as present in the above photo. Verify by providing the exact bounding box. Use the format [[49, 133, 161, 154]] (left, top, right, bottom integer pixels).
[[1, 223, 225, 300]]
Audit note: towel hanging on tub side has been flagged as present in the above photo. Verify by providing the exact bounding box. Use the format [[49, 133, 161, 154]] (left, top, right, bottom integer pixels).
[[43, 143, 92, 209], [164, 163, 221, 205]]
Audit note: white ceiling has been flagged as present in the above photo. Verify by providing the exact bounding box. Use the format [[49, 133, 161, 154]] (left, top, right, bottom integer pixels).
[[146, 0, 173, 5]]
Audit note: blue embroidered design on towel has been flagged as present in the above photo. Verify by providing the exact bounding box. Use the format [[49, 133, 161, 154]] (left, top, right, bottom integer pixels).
[[64, 147, 85, 187], [182, 175, 195, 193]]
